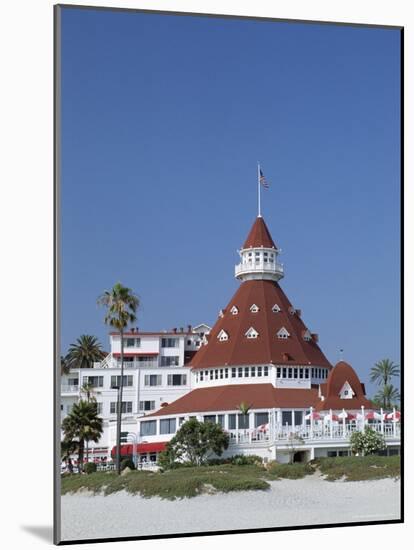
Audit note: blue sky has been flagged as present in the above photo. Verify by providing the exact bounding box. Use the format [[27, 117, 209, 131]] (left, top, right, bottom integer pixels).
[[60, 8, 401, 398]]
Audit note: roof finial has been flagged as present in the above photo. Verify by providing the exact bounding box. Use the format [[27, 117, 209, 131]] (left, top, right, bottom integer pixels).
[[257, 163, 269, 218]]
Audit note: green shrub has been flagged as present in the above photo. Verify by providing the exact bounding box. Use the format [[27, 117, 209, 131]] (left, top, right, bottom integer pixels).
[[313, 455, 400, 481], [350, 428, 386, 456], [83, 462, 97, 474], [266, 461, 313, 479], [230, 454, 263, 466], [120, 458, 136, 471]]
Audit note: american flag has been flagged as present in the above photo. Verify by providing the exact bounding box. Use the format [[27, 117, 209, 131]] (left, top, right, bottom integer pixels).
[[259, 168, 269, 188]]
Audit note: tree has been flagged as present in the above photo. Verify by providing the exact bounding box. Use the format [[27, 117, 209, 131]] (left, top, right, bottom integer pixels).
[[65, 335, 105, 370], [350, 427, 386, 456], [374, 384, 400, 409], [97, 282, 139, 475], [286, 433, 305, 464], [370, 359, 399, 388], [60, 355, 70, 376], [161, 418, 229, 467], [61, 400, 103, 473]]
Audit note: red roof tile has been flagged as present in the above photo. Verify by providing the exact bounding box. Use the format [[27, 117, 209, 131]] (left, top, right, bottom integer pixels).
[[190, 279, 332, 369], [147, 384, 319, 417], [243, 217, 277, 249], [315, 361, 374, 411]]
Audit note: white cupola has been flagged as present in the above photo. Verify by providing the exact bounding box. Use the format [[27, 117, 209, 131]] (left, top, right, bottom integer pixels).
[[235, 217, 284, 282]]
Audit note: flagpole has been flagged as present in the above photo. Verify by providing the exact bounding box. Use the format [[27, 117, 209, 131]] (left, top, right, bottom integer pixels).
[[257, 162, 261, 217]]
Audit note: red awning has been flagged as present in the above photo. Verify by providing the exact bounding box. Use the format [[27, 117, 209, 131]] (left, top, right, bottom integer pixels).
[[112, 352, 158, 357], [111, 442, 167, 457]]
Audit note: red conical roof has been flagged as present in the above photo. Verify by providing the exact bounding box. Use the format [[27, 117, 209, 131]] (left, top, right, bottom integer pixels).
[[315, 361, 374, 411], [243, 216, 277, 249], [190, 279, 332, 369]]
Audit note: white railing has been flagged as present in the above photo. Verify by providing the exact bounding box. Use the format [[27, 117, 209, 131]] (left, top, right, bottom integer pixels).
[[228, 422, 400, 445], [235, 261, 284, 277], [61, 385, 79, 393], [93, 356, 159, 369]]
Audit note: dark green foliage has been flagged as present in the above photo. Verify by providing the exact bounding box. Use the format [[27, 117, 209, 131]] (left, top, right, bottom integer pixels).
[[121, 458, 136, 471], [350, 427, 386, 456], [163, 418, 229, 467], [230, 454, 263, 466], [64, 335, 105, 370], [266, 462, 314, 479], [312, 455, 400, 481], [84, 462, 97, 474]]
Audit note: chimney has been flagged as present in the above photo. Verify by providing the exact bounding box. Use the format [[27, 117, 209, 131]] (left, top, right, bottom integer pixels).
[[296, 309, 302, 317], [312, 333, 319, 343], [187, 324, 192, 333], [172, 328, 177, 333], [135, 327, 139, 332]]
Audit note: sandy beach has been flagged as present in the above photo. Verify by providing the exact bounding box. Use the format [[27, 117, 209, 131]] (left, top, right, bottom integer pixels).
[[60, 474, 400, 541]]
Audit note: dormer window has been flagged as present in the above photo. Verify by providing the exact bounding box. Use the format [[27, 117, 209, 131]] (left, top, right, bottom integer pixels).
[[302, 329, 312, 342], [245, 327, 259, 339], [288, 306, 295, 315], [272, 304, 281, 313], [218, 309, 224, 318], [277, 327, 290, 339], [250, 304, 259, 313], [230, 305, 239, 315], [217, 329, 229, 342], [339, 381, 355, 399]]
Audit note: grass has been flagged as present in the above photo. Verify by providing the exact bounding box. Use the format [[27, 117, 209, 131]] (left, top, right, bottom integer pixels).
[[61, 464, 270, 500], [61, 456, 400, 499], [312, 455, 400, 481]]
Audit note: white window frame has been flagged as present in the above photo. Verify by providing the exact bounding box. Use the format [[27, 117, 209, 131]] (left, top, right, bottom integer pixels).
[[230, 305, 239, 315], [272, 304, 281, 313], [250, 304, 259, 313], [277, 327, 290, 339], [245, 327, 259, 339], [217, 329, 229, 342]]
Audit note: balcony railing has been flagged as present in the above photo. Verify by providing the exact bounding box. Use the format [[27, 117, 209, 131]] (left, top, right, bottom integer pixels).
[[61, 385, 79, 393], [235, 261, 284, 278], [93, 359, 159, 369], [227, 422, 400, 445]]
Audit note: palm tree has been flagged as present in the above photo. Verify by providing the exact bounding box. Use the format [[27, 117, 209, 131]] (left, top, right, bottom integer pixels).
[[370, 359, 399, 387], [374, 384, 400, 409], [97, 282, 139, 475], [80, 382, 99, 463], [61, 400, 103, 473], [65, 335, 105, 370], [60, 355, 70, 376]]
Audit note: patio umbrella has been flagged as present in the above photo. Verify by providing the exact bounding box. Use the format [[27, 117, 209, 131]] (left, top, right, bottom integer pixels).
[[257, 423, 269, 432], [364, 411, 380, 420], [305, 411, 321, 420], [386, 411, 401, 421], [324, 413, 339, 422]]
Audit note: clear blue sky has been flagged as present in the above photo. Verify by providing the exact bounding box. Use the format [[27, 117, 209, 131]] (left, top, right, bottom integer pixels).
[[60, 7, 401, 398]]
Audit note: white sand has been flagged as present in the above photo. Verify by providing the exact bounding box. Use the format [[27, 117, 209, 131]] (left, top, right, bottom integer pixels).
[[61, 475, 400, 541]]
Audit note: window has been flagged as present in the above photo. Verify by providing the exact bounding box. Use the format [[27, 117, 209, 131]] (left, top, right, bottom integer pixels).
[[167, 374, 187, 386], [217, 329, 229, 342], [179, 417, 186, 426], [288, 368, 293, 378], [238, 414, 250, 429], [96, 402, 103, 415], [200, 371, 204, 381], [264, 366, 269, 376], [304, 368, 309, 379], [215, 369, 219, 380], [282, 411, 292, 425], [228, 414, 236, 430], [244, 367, 249, 377], [144, 374, 162, 387], [187, 340, 192, 346], [230, 305, 239, 315], [161, 338, 179, 348], [272, 304, 281, 313], [60, 404, 63, 411], [160, 356, 179, 367], [293, 368, 298, 378], [160, 418, 176, 434], [245, 327, 259, 339], [294, 411, 303, 426], [209, 370, 214, 380], [255, 412, 269, 427], [110, 401, 133, 414], [204, 415, 216, 423], [288, 306, 295, 315], [250, 304, 259, 313], [303, 330, 312, 342], [217, 415, 225, 427], [224, 368, 229, 379], [251, 366, 256, 377], [140, 420, 156, 436], [231, 368, 236, 378], [327, 451, 337, 458], [139, 400, 155, 411], [282, 367, 287, 378], [126, 337, 140, 347], [258, 366, 263, 377], [299, 368, 303, 379], [68, 377, 78, 386], [277, 327, 290, 339], [82, 376, 104, 388], [238, 367, 243, 377], [111, 375, 133, 388]]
